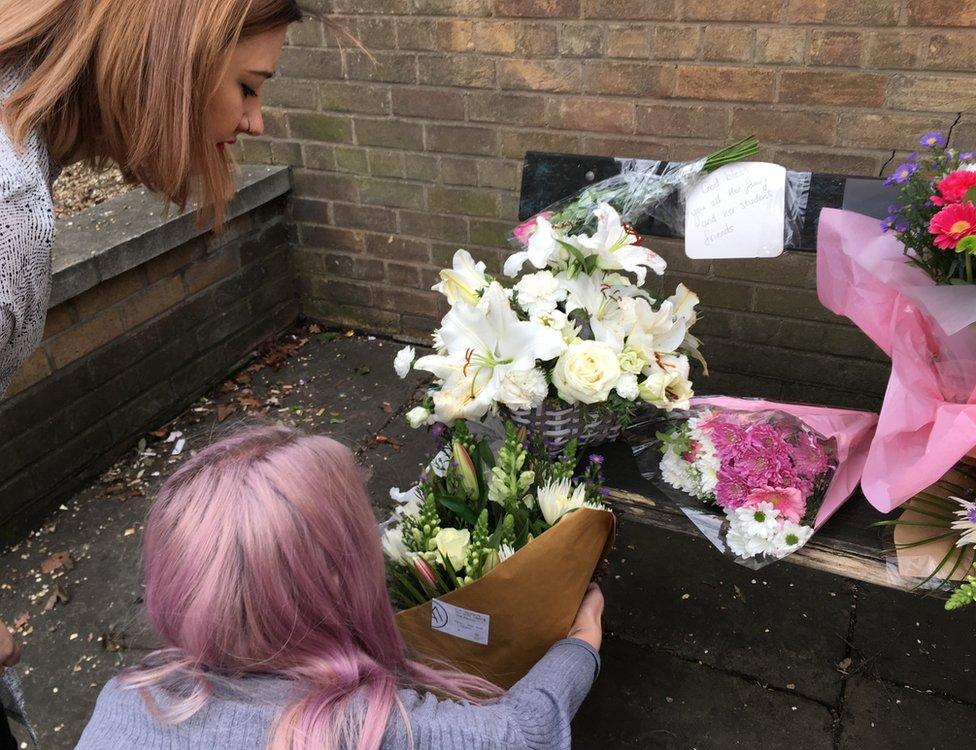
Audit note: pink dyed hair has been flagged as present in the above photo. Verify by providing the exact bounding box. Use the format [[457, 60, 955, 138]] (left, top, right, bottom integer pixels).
[[121, 425, 500, 749]]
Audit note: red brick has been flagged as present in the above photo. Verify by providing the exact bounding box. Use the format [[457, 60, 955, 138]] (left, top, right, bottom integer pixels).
[[418, 55, 495, 88], [906, 0, 976, 25], [498, 59, 582, 93], [48, 309, 125, 369], [559, 25, 605, 57], [579, 134, 668, 160], [866, 32, 925, 69], [499, 129, 582, 159], [72, 268, 145, 321], [412, 0, 489, 15], [396, 20, 437, 51], [701, 26, 755, 62], [788, 0, 899, 25], [636, 104, 730, 140], [495, 0, 580, 17], [582, 61, 675, 97], [41, 302, 75, 339], [546, 98, 636, 134], [755, 28, 805, 64], [779, 71, 887, 108], [184, 248, 239, 296], [731, 109, 837, 146], [606, 26, 651, 59], [5, 349, 51, 396], [771, 148, 879, 176], [356, 17, 397, 49], [426, 124, 499, 156], [683, 0, 782, 21], [436, 19, 474, 52], [926, 32, 976, 72], [835, 113, 943, 150], [887, 74, 976, 113], [474, 21, 555, 55], [808, 31, 863, 67], [468, 92, 549, 127], [391, 89, 465, 120], [122, 276, 185, 329], [650, 25, 701, 60], [582, 0, 674, 20], [675, 66, 774, 103]]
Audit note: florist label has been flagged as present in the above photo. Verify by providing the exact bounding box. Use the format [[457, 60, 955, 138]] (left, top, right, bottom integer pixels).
[[430, 599, 490, 645], [684, 162, 786, 259]]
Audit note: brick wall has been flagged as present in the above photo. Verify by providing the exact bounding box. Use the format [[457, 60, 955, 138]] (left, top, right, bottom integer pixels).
[[0, 196, 297, 539], [243, 1, 976, 407]]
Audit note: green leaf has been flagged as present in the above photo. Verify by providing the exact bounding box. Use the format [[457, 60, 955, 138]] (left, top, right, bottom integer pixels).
[[963, 186, 976, 205], [434, 495, 479, 527]]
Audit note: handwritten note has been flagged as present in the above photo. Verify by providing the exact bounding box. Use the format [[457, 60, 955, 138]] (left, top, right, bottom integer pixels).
[[684, 162, 786, 259]]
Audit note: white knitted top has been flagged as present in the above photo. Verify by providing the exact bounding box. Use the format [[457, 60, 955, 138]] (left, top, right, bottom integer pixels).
[[0, 62, 60, 398]]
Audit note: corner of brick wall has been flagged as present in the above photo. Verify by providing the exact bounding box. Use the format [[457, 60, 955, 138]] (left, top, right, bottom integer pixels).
[[0, 195, 298, 539], [245, 1, 976, 407]]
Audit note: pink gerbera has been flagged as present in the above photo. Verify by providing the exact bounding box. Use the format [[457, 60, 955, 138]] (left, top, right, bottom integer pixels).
[[743, 486, 806, 523], [929, 202, 976, 250], [931, 169, 976, 207]]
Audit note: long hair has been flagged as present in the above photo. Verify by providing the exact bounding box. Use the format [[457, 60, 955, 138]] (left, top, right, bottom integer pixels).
[[120, 425, 501, 750], [0, 0, 303, 230]]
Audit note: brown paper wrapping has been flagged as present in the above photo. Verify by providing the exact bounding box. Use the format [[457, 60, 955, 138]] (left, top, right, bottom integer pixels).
[[396, 507, 615, 689]]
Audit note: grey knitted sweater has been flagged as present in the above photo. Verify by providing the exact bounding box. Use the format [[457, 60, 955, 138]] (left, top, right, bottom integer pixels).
[[76, 638, 600, 749]]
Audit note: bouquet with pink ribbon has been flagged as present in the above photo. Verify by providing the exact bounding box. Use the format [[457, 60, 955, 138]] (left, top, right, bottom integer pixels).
[[817, 207, 976, 512]]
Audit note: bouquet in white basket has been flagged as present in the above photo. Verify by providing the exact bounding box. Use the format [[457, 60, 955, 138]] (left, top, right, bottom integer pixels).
[[394, 203, 705, 434]]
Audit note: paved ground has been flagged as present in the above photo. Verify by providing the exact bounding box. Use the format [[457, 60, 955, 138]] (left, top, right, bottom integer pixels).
[[1, 325, 973, 748]]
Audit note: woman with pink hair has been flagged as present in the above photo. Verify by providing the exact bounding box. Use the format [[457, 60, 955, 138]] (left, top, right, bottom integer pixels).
[[77, 425, 604, 749]]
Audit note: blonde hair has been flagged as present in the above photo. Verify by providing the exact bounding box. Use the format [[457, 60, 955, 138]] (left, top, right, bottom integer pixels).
[[0, 0, 303, 229]]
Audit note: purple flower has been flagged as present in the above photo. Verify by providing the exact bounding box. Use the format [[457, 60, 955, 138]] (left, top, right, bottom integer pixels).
[[885, 162, 919, 186], [920, 132, 947, 148], [881, 216, 896, 232], [894, 219, 909, 233], [962, 152, 976, 161], [967, 506, 976, 524], [588, 453, 605, 465]]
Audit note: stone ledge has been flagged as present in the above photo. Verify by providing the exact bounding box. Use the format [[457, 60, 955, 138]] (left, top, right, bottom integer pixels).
[[50, 165, 291, 308]]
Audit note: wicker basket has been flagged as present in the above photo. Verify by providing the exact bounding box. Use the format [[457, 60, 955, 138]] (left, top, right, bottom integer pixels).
[[504, 400, 621, 453]]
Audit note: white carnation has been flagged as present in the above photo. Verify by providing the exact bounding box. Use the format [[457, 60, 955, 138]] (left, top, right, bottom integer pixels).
[[514, 270, 565, 313], [394, 346, 416, 379], [614, 372, 640, 401], [497, 368, 549, 411]]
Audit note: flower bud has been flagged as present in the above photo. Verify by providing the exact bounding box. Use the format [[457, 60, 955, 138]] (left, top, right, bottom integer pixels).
[[452, 439, 480, 499]]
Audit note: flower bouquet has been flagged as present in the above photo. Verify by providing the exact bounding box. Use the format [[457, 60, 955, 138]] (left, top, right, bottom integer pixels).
[[383, 420, 614, 687], [883, 131, 976, 285], [511, 136, 759, 248], [655, 405, 842, 567], [395, 202, 704, 451]]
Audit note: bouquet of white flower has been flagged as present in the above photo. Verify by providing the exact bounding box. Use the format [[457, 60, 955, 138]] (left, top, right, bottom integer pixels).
[[395, 203, 704, 443]]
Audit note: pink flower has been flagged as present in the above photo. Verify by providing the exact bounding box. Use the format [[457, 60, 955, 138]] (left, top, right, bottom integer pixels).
[[931, 169, 976, 207], [743, 486, 806, 524], [745, 422, 791, 456], [792, 432, 829, 478], [714, 468, 750, 510], [512, 211, 554, 246], [732, 444, 789, 487], [706, 418, 747, 455], [929, 202, 976, 250]]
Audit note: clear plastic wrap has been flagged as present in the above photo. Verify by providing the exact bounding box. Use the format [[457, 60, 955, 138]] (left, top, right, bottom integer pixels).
[[512, 157, 812, 253], [628, 404, 839, 570]]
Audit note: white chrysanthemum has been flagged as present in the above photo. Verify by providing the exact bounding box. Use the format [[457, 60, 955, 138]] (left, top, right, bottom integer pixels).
[[770, 521, 814, 558], [615, 372, 640, 401], [660, 446, 702, 498], [695, 433, 721, 495], [498, 368, 550, 411], [725, 525, 752, 559], [514, 270, 566, 313], [498, 544, 516, 563], [394, 346, 416, 378], [536, 478, 588, 525], [732, 502, 781, 539]]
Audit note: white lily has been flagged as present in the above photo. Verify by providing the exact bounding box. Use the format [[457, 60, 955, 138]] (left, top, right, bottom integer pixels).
[[666, 283, 707, 374], [568, 203, 667, 285], [626, 297, 687, 362], [414, 282, 564, 421], [503, 215, 561, 277], [433, 249, 490, 306], [560, 272, 628, 350], [536, 478, 589, 526]]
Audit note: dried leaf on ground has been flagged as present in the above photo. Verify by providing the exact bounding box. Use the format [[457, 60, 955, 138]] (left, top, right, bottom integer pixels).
[[238, 397, 263, 408], [381, 402, 393, 413], [100, 626, 127, 653], [41, 551, 74, 575], [216, 404, 235, 422], [43, 585, 70, 612], [836, 657, 852, 672], [13, 613, 29, 629]]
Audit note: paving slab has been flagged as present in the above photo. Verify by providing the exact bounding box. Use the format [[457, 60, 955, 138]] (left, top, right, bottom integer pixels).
[[598, 517, 853, 705], [573, 635, 836, 749], [850, 581, 976, 706], [838, 676, 975, 749]]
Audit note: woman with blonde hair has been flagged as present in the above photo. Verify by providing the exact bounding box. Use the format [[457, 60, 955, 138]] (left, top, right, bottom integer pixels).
[[77, 425, 604, 748], [0, 0, 305, 397]]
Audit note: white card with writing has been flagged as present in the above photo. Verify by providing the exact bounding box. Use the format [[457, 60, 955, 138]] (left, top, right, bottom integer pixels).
[[430, 599, 490, 645], [684, 162, 786, 259]]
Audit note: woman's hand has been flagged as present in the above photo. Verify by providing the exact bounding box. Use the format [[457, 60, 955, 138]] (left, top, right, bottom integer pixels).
[[567, 583, 604, 651], [0, 620, 20, 672]]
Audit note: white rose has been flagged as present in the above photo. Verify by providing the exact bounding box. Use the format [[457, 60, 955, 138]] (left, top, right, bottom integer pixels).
[[615, 372, 639, 401], [405, 405, 433, 429], [435, 528, 471, 571], [433, 249, 489, 305], [394, 346, 416, 379], [552, 340, 622, 404], [638, 371, 671, 407], [497, 368, 549, 411]]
